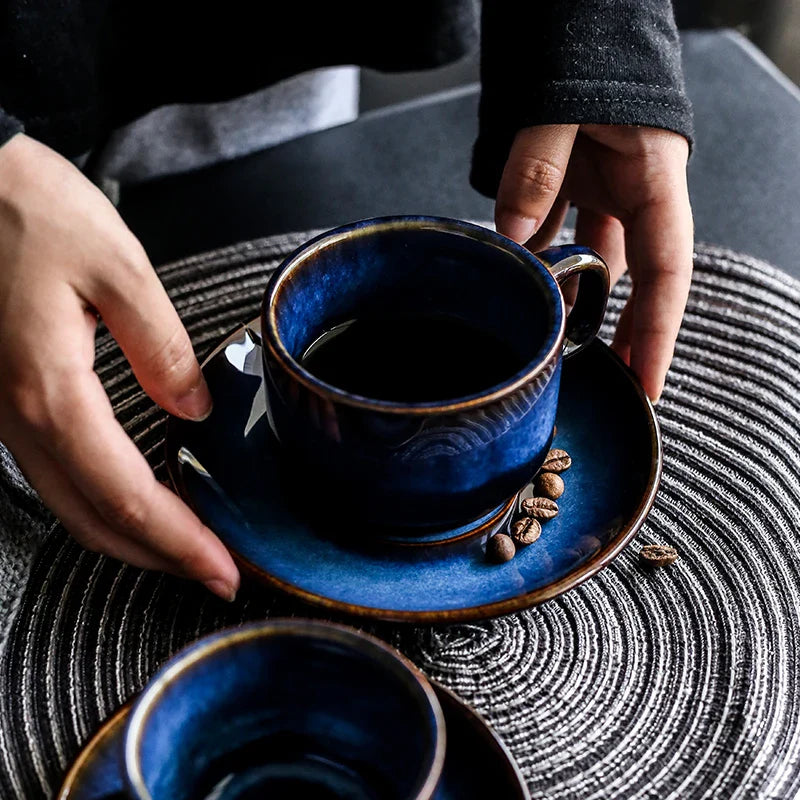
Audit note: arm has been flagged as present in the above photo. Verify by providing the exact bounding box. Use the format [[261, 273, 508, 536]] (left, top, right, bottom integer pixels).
[[474, 0, 693, 402]]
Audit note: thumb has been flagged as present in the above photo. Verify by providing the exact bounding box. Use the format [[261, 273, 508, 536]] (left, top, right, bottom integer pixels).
[[87, 235, 213, 421], [495, 124, 578, 244]]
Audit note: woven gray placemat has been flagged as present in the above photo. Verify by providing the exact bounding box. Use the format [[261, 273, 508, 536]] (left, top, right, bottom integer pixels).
[[1, 230, 799, 799]]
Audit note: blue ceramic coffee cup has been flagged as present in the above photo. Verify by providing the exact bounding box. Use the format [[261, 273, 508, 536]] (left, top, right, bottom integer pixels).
[[123, 620, 445, 800], [261, 216, 609, 528]]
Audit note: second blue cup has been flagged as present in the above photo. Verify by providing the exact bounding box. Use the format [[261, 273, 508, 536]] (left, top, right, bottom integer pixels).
[[124, 621, 445, 799]]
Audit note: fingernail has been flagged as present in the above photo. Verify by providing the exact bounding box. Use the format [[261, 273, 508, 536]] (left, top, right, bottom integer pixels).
[[648, 384, 662, 405], [177, 381, 213, 421], [497, 213, 537, 244], [204, 578, 237, 603]]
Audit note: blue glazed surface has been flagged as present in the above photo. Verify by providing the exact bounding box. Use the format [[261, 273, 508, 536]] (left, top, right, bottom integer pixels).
[[261, 217, 568, 527], [58, 685, 529, 800], [124, 622, 443, 800], [165, 320, 660, 622]]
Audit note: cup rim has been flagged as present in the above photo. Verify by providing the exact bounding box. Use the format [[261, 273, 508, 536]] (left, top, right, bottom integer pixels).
[[123, 619, 446, 800], [261, 216, 566, 415]]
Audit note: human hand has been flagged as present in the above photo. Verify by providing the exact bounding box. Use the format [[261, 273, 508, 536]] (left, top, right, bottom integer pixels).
[[494, 124, 693, 402], [0, 134, 239, 600]]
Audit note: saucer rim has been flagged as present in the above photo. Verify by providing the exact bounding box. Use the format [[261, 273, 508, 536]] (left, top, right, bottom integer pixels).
[[56, 701, 129, 800], [57, 682, 530, 800], [167, 320, 662, 623]]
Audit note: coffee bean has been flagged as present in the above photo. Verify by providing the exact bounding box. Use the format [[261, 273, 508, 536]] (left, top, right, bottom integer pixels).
[[640, 544, 678, 567], [542, 448, 572, 473], [487, 534, 515, 563], [511, 517, 541, 546], [522, 496, 559, 520], [535, 472, 564, 500]]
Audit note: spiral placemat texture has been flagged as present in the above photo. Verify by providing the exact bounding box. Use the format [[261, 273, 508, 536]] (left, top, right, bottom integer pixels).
[[1, 231, 799, 799]]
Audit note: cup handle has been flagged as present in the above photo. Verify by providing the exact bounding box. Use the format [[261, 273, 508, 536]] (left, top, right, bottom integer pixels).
[[535, 245, 610, 359]]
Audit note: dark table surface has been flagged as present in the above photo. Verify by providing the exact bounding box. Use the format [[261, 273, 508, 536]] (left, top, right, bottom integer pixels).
[[119, 30, 800, 277]]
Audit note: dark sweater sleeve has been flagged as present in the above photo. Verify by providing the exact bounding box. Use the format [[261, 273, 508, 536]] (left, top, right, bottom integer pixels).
[[0, 108, 23, 148], [471, 0, 693, 198]]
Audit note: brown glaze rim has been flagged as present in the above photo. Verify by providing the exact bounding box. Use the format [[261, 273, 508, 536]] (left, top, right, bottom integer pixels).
[[434, 683, 531, 800], [380, 494, 515, 550], [56, 701, 131, 799], [260, 217, 566, 416]]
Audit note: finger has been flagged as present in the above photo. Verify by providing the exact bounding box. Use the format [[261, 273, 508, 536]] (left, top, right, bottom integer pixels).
[[559, 135, 629, 223], [525, 197, 570, 254], [561, 274, 580, 314], [574, 209, 628, 286], [611, 296, 635, 366], [495, 124, 578, 243], [6, 435, 179, 574], [320, 398, 341, 443], [77, 234, 212, 421], [628, 193, 694, 402], [26, 365, 240, 600]]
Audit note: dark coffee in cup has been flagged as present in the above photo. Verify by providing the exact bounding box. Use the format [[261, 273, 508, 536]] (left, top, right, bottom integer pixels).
[[301, 311, 526, 403], [191, 732, 392, 799]]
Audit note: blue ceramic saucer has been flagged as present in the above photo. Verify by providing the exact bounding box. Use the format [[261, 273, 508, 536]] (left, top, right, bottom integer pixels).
[[165, 320, 661, 622], [57, 682, 530, 800]]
